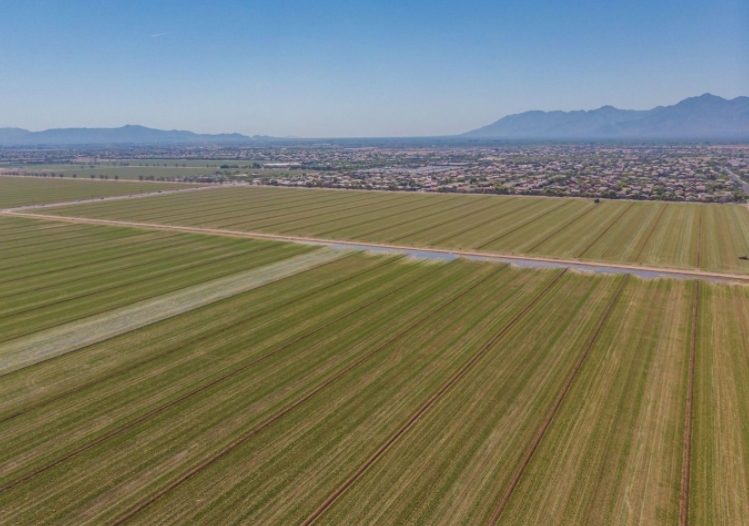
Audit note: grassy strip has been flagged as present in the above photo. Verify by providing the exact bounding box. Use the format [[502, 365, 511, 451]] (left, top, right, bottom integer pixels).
[[137, 189, 385, 227], [47, 185, 322, 219], [168, 191, 386, 230], [634, 203, 669, 263], [220, 193, 437, 234], [476, 200, 575, 250], [427, 198, 543, 245]]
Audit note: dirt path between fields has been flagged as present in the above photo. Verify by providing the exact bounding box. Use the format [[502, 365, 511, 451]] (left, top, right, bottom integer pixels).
[[4, 210, 749, 284], [0, 182, 229, 213], [0, 249, 343, 375]]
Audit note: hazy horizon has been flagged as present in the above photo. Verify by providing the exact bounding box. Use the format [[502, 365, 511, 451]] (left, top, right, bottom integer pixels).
[[2, 0, 747, 137]]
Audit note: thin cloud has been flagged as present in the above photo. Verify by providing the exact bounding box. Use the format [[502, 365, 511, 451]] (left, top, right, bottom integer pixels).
[[150, 32, 169, 38]]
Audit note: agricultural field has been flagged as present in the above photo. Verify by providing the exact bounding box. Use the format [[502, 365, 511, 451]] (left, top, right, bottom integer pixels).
[[0, 176, 192, 209], [1, 161, 305, 181], [0, 214, 747, 525], [44, 185, 749, 275]]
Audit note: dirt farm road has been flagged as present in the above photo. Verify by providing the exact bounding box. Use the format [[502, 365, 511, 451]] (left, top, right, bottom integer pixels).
[[4, 209, 748, 284]]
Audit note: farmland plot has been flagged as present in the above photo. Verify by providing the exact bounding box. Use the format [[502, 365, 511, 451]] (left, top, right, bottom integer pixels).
[[307, 194, 479, 241], [1, 197, 749, 525], [578, 202, 665, 264], [0, 258, 509, 523], [496, 278, 693, 525], [0, 175, 190, 208], [527, 199, 632, 258], [45, 186, 749, 274], [691, 282, 749, 524], [480, 199, 595, 253], [0, 216, 312, 342], [67, 265, 561, 525], [3, 230, 700, 526], [637, 203, 701, 269], [331, 194, 495, 243], [313, 273, 623, 525], [700, 204, 749, 274]]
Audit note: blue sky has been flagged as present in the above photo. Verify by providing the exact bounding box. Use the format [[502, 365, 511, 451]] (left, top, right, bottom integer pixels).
[[0, 0, 746, 137]]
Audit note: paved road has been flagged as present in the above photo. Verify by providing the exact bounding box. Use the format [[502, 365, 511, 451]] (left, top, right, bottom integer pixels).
[[725, 167, 749, 194]]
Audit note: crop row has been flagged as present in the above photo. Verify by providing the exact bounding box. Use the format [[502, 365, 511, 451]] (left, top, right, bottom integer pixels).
[[48, 185, 749, 274]]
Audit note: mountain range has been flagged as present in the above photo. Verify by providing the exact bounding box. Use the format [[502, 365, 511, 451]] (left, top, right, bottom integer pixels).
[[1, 94, 747, 145], [463, 94, 749, 139], [0, 125, 262, 146]]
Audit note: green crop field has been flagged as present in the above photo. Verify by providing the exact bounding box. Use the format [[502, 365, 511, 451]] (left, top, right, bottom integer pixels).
[[0, 176, 193, 208], [45, 185, 749, 275], [0, 215, 747, 525], [1, 161, 306, 180]]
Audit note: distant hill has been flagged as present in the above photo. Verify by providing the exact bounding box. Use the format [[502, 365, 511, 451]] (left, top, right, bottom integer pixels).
[[0, 125, 262, 146], [463, 94, 749, 139]]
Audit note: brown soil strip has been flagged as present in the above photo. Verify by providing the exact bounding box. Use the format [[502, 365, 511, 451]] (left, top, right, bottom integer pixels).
[[526, 203, 599, 252], [0, 259, 461, 496], [301, 269, 569, 526], [109, 264, 507, 525], [577, 201, 636, 258], [680, 281, 700, 526], [634, 204, 668, 263], [487, 274, 631, 525], [5, 211, 749, 283], [476, 200, 574, 250]]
